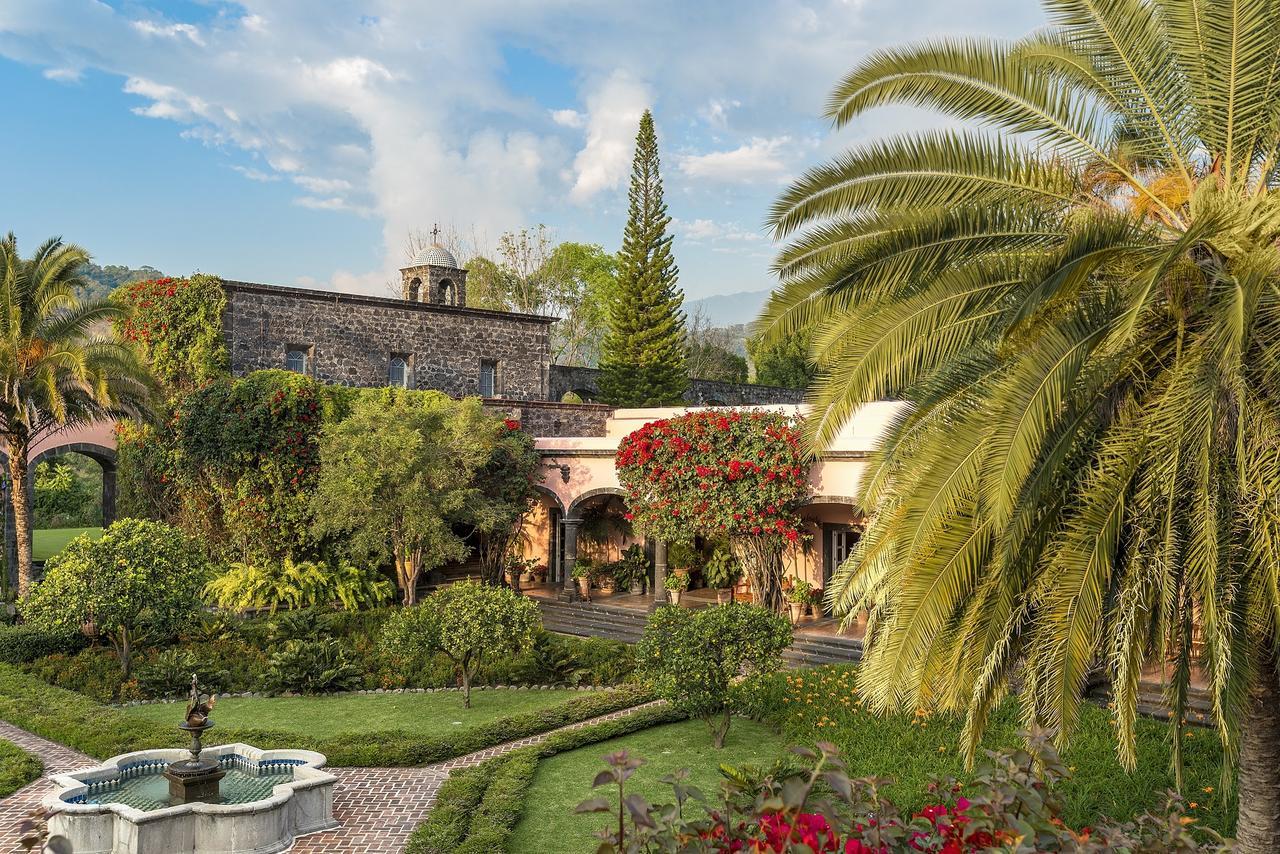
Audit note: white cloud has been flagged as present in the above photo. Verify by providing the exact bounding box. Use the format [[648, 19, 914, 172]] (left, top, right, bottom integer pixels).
[[231, 165, 279, 182], [42, 67, 81, 83], [293, 175, 354, 194], [699, 98, 740, 128], [673, 218, 765, 245], [130, 20, 205, 47], [568, 70, 650, 203], [678, 136, 792, 183], [550, 108, 585, 129]]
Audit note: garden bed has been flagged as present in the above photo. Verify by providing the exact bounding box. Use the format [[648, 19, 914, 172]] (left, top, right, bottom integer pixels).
[[733, 664, 1234, 835], [0, 737, 43, 798]]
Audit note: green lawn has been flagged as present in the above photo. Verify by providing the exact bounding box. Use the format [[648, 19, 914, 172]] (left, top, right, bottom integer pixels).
[[32, 527, 102, 561], [509, 717, 790, 852], [0, 737, 42, 798], [121, 689, 601, 741]]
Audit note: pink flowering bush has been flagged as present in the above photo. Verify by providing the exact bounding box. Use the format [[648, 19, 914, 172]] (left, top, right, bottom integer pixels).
[[575, 731, 1228, 853]]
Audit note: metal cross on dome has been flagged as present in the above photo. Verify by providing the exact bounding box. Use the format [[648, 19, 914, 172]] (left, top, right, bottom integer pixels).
[[430, 223, 441, 242]]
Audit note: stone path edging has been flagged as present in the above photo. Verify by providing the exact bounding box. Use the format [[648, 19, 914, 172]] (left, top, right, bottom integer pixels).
[[0, 701, 664, 854]]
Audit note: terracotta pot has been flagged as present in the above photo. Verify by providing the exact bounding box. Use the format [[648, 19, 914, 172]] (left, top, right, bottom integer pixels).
[[789, 602, 804, 623], [669, 589, 682, 606], [576, 576, 590, 597], [716, 588, 732, 605], [506, 571, 522, 592]]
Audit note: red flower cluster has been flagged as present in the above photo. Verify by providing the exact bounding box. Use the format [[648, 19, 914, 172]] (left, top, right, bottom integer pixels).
[[615, 408, 810, 546]]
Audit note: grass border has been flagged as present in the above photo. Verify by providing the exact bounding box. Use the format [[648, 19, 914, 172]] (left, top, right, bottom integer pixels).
[[406, 703, 684, 854], [0, 664, 654, 767]]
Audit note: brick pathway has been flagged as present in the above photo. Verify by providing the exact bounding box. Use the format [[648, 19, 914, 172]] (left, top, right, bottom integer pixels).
[[0, 701, 662, 854], [290, 700, 663, 853], [0, 720, 96, 854]]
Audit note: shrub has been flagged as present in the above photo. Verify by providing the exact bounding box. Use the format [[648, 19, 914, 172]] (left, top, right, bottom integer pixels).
[[204, 557, 393, 614], [136, 648, 232, 698], [0, 624, 85, 664], [0, 737, 43, 799], [667, 541, 700, 571], [381, 580, 541, 707], [21, 519, 211, 677], [575, 732, 1228, 853], [702, 546, 742, 589], [637, 602, 791, 747], [263, 638, 363, 694]]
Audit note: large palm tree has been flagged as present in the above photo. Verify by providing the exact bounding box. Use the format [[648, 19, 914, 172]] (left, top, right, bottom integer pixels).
[[0, 234, 153, 597], [759, 1, 1280, 849]]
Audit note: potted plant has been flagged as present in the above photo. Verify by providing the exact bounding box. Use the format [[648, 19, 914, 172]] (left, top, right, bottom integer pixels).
[[505, 556, 535, 593], [621, 544, 649, 595], [596, 560, 618, 593], [786, 578, 812, 623], [530, 563, 549, 585], [809, 585, 825, 618], [664, 570, 689, 605], [571, 558, 594, 599], [667, 541, 699, 575], [703, 548, 741, 605]]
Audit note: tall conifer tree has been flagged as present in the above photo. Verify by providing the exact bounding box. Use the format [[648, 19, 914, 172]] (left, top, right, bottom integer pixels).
[[598, 110, 687, 406]]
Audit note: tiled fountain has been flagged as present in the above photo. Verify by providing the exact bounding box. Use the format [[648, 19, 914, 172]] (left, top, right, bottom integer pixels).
[[44, 678, 337, 854]]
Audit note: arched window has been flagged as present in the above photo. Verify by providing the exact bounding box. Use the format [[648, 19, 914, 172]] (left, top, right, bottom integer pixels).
[[439, 279, 454, 305], [286, 348, 308, 374], [389, 355, 409, 388], [407, 278, 421, 301]]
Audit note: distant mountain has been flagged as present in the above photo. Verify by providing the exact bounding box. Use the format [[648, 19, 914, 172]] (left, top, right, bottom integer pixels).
[[685, 288, 771, 328], [76, 262, 165, 301]]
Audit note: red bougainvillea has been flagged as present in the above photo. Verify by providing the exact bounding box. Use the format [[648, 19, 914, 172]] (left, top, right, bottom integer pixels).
[[615, 408, 810, 546]]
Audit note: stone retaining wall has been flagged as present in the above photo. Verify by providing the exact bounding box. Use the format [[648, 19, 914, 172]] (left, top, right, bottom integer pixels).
[[549, 364, 805, 406]]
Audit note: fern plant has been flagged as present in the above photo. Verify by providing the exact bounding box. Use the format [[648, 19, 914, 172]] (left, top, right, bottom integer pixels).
[[203, 557, 392, 614], [759, 2, 1280, 848]]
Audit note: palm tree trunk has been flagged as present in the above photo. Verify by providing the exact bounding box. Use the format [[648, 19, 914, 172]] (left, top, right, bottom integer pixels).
[[7, 448, 33, 598], [1236, 657, 1280, 854]]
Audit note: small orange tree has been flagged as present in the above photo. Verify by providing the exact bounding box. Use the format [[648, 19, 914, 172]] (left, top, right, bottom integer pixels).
[[615, 409, 810, 611]]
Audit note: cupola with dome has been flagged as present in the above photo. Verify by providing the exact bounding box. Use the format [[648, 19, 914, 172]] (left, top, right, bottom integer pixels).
[[400, 225, 467, 307]]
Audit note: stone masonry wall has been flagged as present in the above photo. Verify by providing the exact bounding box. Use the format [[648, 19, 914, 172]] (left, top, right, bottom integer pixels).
[[223, 281, 554, 400], [483, 399, 612, 437], [548, 364, 805, 406]]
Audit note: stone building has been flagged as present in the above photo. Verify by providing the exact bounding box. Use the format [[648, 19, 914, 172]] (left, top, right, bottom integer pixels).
[[218, 240, 800, 431], [221, 243, 554, 401]]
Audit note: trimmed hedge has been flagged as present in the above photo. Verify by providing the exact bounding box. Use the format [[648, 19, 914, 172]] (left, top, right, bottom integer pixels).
[[0, 624, 86, 664], [0, 665, 655, 767], [0, 737, 43, 798], [406, 702, 684, 854]]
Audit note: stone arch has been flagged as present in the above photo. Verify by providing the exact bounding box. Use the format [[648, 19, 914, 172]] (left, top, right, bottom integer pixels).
[[566, 486, 626, 520], [532, 484, 566, 515], [407, 277, 422, 301], [30, 442, 119, 528], [570, 387, 598, 403], [439, 279, 455, 306]]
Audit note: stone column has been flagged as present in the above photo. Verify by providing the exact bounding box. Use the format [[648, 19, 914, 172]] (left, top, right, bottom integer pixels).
[[559, 517, 581, 602], [101, 465, 117, 527], [651, 539, 669, 608]]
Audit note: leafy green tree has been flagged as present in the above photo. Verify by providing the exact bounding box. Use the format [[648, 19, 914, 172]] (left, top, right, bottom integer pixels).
[[760, 3, 1280, 847], [0, 235, 153, 597], [466, 234, 619, 366], [747, 329, 815, 390], [598, 110, 688, 405], [542, 242, 618, 366], [688, 341, 748, 384], [34, 456, 101, 528], [311, 392, 492, 605], [76, 261, 164, 301], [467, 423, 540, 587], [20, 519, 210, 677], [637, 602, 791, 747], [380, 580, 541, 707]]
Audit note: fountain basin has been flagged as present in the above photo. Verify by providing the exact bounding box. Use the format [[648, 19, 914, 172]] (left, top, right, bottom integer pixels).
[[45, 743, 337, 854]]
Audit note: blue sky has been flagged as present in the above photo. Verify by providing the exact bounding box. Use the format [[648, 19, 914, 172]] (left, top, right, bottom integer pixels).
[[0, 1, 1045, 300]]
